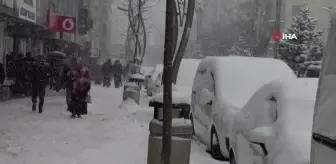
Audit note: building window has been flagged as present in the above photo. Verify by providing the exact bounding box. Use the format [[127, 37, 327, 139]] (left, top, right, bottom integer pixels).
[[23, 0, 33, 7], [292, 5, 303, 17]]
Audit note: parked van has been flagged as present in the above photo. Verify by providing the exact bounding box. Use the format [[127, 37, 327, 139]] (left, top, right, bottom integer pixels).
[[310, 13, 336, 163]]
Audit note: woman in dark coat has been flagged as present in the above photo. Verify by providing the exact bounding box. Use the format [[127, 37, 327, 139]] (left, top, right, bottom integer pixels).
[[70, 66, 90, 118]]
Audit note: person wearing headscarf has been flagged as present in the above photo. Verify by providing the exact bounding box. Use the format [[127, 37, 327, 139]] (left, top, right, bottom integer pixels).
[[70, 65, 90, 118]]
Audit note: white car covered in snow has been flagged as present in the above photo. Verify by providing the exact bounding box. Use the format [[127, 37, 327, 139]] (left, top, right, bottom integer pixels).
[[151, 59, 201, 105], [190, 56, 296, 160], [229, 78, 317, 164]]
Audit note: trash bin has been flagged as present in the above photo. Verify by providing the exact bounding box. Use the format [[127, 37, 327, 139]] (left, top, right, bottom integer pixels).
[[123, 82, 141, 104], [149, 100, 190, 121], [129, 74, 145, 90], [147, 118, 193, 164]]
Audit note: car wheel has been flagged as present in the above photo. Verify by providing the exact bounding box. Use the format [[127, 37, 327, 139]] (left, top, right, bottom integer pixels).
[[211, 128, 224, 160], [229, 150, 236, 164], [190, 114, 195, 135]]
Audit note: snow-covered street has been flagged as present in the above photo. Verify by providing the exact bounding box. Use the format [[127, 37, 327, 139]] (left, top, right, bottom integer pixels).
[[0, 86, 225, 164]]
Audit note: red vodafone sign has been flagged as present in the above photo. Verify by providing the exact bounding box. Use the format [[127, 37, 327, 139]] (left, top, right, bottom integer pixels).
[[57, 16, 76, 33]]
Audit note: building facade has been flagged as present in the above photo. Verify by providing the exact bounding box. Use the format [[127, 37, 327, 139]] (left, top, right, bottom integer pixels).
[[0, 0, 84, 79]]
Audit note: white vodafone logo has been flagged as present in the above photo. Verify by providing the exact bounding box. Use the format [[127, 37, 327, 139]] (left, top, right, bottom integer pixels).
[[62, 18, 75, 31]]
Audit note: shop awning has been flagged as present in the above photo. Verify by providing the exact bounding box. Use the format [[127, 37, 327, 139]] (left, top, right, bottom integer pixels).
[[0, 5, 17, 20]]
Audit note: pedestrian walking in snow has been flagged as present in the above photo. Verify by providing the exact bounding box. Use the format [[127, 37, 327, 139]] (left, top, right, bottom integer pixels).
[[101, 59, 113, 87], [62, 55, 78, 112], [113, 60, 123, 88], [23, 52, 34, 95], [0, 62, 4, 85], [70, 66, 90, 118], [30, 55, 51, 113]]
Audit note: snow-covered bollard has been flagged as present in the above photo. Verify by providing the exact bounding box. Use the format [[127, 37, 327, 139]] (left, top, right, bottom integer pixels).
[[144, 75, 151, 89], [129, 73, 145, 90], [147, 118, 193, 164], [146, 76, 154, 96], [123, 82, 141, 104]]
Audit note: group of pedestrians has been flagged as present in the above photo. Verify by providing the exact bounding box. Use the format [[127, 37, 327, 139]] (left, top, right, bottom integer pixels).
[[26, 53, 90, 118], [5, 52, 35, 96], [101, 59, 123, 88]]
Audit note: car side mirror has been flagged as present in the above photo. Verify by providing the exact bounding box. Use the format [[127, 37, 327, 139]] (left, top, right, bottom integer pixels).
[[199, 88, 213, 105], [245, 126, 272, 156], [246, 126, 272, 143]]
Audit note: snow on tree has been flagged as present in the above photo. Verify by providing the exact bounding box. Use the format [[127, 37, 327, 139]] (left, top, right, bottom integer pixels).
[[229, 35, 253, 56], [228, 0, 273, 57], [279, 5, 323, 75]]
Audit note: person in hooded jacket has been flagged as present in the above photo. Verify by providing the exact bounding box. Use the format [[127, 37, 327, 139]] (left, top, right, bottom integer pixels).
[[70, 66, 90, 118], [30, 55, 51, 113]]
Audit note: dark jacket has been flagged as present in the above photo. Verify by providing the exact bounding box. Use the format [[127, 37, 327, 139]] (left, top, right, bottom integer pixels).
[[101, 60, 113, 75], [31, 57, 51, 85], [113, 61, 123, 75], [73, 67, 91, 95]]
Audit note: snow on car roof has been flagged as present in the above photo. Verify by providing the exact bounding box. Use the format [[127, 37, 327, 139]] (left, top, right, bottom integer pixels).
[[176, 59, 201, 86], [202, 56, 297, 108], [140, 66, 154, 76]]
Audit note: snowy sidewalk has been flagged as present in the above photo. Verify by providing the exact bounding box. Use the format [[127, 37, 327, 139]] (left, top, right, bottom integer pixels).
[[0, 86, 224, 164]]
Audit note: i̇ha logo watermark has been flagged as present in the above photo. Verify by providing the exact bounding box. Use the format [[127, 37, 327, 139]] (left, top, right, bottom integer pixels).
[[272, 31, 297, 41]]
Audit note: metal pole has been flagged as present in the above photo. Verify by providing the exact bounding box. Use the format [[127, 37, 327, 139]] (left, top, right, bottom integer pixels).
[[161, 0, 175, 163], [273, 0, 282, 59]]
